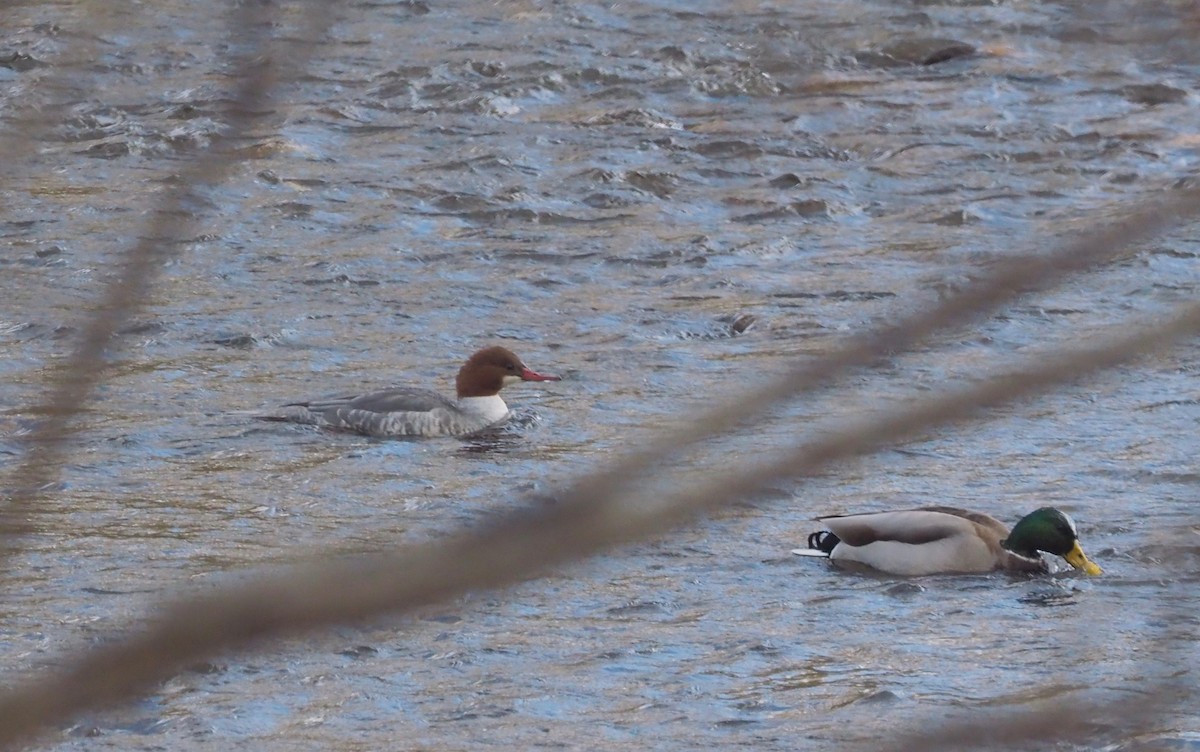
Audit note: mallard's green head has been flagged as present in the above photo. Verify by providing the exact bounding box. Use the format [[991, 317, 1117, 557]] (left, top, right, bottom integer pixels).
[[1002, 507, 1102, 575]]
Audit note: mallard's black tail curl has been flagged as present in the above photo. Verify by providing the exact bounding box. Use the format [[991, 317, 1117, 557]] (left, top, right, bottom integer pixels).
[[807, 530, 840, 556]]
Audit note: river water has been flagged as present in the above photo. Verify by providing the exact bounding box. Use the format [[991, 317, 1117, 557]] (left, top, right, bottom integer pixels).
[[2, 0, 1199, 749]]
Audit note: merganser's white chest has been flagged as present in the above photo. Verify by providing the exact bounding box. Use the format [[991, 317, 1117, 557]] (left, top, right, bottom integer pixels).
[[457, 394, 510, 425]]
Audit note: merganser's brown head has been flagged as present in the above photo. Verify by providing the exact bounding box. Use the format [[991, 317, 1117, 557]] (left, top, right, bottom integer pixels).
[[455, 346, 561, 399]]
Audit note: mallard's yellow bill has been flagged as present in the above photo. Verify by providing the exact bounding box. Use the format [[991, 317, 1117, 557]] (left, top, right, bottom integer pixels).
[[1063, 540, 1103, 575]]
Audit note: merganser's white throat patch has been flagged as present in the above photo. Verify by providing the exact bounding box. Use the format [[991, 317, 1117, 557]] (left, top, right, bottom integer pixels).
[[458, 394, 510, 424]]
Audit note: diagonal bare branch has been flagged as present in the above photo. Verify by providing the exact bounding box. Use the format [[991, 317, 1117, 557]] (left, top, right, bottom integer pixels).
[[537, 187, 1200, 516], [0, 294, 1194, 748], [884, 683, 1187, 752], [1, 2, 337, 555]]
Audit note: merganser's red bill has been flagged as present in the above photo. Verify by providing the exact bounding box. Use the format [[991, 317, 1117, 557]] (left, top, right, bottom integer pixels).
[[520, 367, 561, 382]]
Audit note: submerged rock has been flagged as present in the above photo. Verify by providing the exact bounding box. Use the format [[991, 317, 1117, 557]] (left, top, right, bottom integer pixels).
[[860, 37, 976, 67]]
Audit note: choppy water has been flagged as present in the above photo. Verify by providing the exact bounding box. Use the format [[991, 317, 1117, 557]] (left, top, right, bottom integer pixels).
[[2, 0, 1199, 749]]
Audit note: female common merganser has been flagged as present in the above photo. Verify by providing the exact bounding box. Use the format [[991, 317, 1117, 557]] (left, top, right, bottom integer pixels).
[[261, 346, 561, 437]]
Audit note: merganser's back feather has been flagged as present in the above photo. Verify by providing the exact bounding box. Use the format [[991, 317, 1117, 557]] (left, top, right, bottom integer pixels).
[[286, 387, 456, 416]]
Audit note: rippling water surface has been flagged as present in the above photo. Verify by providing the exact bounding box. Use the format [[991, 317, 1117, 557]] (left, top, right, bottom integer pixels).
[[2, 1, 1199, 749]]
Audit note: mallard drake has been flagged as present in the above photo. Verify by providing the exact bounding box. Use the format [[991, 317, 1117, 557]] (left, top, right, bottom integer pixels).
[[793, 506, 1102, 576]]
